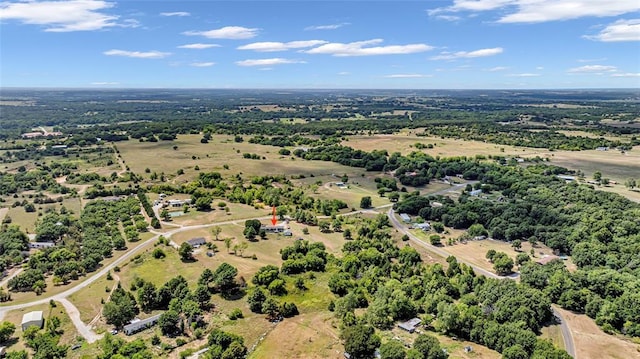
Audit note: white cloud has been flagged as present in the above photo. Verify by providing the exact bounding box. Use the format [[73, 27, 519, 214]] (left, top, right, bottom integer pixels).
[[160, 11, 190, 17], [508, 73, 541, 77], [103, 49, 171, 59], [585, 19, 640, 42], [178, 43, 220, 49], [487, 66, 509, 71], [0, 0, 136, 32], [183, 26, 258, 39], [436, 15, 462, 21], [611, 73, 640, 77], [305, 39, 433, 57], [305, 23, 349, 31], [431, 47, 503, 60], [428, 1, 640, 23], [91, 82, 119, 85], [567, 65, 618, 73], [578, 58, 607, 62], [190, 62, 215, 67], [384, 74, 432, 78], [235, 58, 306, 67], [238, 40, 327, 52], [337, 72, 350, 75]]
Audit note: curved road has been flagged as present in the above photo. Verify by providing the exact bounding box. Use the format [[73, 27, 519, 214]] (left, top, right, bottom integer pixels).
[[386, 208, 576, 358], [0, 213, 273, 342]]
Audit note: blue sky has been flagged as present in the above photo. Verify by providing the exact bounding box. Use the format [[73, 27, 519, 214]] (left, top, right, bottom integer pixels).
[[1, 0, 639, 89]]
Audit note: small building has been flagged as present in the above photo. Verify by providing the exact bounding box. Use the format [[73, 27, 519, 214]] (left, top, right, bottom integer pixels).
[[187, 237, 206, 248], [51, 145, 68, 149], [282, 230, 292, 236], [464, 346, 473, 353], [28, 242, 56, 249], [399, 213, 411, 223], [261, 225, 286, 233], [557, 175, 576, 181], [473, 235, 487, 241], [536, 255, 560, 265], [335, 182, 347, 188], [21, 311, 44, 331], [415, 223, 431, 231], [167, 199, 191, 208], [123, 314, 162, 335], [398, 318, 422, 333], [21, 132, 44, 139], [469, 189, 483, 196], [0, 346, 6, 357], [596, 147, 609, 151]]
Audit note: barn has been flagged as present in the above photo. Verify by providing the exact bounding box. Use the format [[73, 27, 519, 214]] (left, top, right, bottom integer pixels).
[[21, 311, 44, 331]]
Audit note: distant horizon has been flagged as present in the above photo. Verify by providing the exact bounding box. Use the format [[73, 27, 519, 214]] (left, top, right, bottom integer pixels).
[[2, 86, 639, 92], [1, 1, 638, 89]]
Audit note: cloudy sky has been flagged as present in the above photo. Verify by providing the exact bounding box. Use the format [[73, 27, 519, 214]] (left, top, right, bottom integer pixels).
[[1, 0, 639, 88]]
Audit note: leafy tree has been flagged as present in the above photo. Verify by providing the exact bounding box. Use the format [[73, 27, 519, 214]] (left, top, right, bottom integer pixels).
[[178, 242, 194, 261], [137, 282, 157, 312], [103, 287, 138, 328], [467, 223, 488, 238], [429, 235, 442, 246], [486, 249, 497, 262], [211, 226, 222, 240], [0, 321, 16, 343], [261, 297, 280, 319], [5, 350, 28, 359], [413, 334, 447, 359], [211, 263, 238, 291], [342, 323, 380, 359], [593, 171, 602, 182], [624, 178, 636, 189], [502, 344, 528, 359], [492, 252, 514, 275], [248, 287, 267, 313], [252, 265, 280, 286], [516, 253, 531, 267], [158, 310, 181, 336], [431, 222, 445, 233], [380, 340, 406, 359], [360, 196, 372, 209], [511, 240, 522, 252]]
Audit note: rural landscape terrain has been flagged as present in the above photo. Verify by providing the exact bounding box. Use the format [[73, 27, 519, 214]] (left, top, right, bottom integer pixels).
[[0, 88, 639, 359]]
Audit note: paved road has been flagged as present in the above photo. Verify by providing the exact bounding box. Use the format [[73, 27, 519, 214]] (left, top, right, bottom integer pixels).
[[387, 208, 575, 358], [552, 306, 577, 358]]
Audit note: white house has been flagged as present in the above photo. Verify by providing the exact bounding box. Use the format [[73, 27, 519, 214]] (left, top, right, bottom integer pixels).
[[21, 311, 44, 331]]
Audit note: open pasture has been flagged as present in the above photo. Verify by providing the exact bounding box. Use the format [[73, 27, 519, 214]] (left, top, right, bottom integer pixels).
[[343, 133, 538, 158], [116, 134, 374, 182], [554, 307, 640, 359]]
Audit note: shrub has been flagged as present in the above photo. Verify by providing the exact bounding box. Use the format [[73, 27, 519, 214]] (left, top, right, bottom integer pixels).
[[229, 308, 243, 320]]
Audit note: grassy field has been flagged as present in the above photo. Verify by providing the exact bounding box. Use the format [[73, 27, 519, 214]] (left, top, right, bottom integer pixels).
[[554, 307, 640, 359], [540, 322, 565, 350], [116, 134, 375, 184], [343, 133, 538, 158]]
